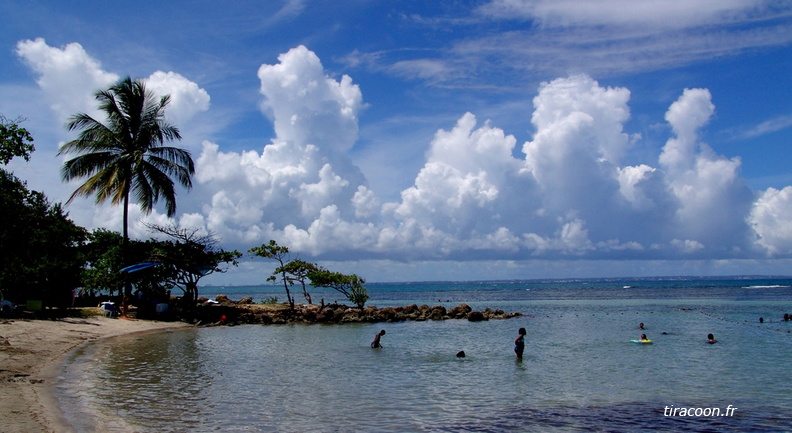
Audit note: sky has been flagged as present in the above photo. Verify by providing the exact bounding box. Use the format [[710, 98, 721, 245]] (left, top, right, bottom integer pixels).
[[1, 0, 792, 285]]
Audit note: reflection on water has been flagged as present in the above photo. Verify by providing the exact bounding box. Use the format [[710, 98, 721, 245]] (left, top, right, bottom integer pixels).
[[56, 282, 792, 432]]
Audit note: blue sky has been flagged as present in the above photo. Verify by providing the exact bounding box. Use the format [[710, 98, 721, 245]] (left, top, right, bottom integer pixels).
[[2, 0, 792, 284]]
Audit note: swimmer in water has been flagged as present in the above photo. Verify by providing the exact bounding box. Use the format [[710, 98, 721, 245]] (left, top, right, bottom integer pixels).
[[371, 330, 386, 348], [514, 328, 526, 361]]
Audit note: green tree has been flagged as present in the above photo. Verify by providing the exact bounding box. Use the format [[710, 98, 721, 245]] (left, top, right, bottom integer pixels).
[[58, 76, 194, 254], [1, 117, 85, 306], [0, 168, 87, 305], [0, 115, 35, 164], [278, 259, 318, 304], [80, 229, 153, 297], [249, 240, 297, 311], [308, 267, 369, 309], [147, 223, 241, 305]]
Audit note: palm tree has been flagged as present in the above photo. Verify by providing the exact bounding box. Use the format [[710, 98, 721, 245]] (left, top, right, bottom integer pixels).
[[59, 76, 194, 243], [59, 77, 195, 304]]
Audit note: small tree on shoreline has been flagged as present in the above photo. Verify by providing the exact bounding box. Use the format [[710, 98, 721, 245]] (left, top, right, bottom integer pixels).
[[249, 240, 296, 311], [307, 267, 369, 309], [279, 259, 318, 305], [248, 240, 369, 309]]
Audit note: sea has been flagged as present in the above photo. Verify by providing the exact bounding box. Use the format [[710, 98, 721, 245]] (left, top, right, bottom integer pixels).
[[54, 276, 792, 432]]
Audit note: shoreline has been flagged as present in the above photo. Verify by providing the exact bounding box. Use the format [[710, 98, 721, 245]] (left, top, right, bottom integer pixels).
[[0, 314, 192, 433]]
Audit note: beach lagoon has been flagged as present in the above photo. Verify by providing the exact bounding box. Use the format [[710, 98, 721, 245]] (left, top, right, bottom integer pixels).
[[56, 278, 792, 432]]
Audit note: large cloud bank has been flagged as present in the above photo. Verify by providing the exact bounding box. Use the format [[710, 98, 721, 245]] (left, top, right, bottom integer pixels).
[[16, 40, 792, 263], [193, 46, 790, 261]]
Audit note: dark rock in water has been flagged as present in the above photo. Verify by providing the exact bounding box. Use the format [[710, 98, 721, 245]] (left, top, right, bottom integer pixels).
[[429, 305, 447, 320], [467, 311, 487, 322], [379, 306, 398, 321], [449, 304, 472, 319], [401, 304, 418, 317], [456, 350, 466, 358]]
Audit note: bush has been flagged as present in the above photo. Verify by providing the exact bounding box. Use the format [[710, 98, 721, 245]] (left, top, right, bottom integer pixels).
[[260, 296, 278, 305]]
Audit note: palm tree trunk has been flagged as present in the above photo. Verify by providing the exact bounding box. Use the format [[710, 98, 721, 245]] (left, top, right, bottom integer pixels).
[[121, 189, 131, 316]]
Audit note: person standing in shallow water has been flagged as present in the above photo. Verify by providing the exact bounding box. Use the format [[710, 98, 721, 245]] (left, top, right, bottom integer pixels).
[[514, 328, 526, 361], [371, 330, 386, 348]]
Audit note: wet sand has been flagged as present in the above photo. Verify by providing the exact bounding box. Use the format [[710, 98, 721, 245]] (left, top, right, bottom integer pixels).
[[0, 314, 191, 433]]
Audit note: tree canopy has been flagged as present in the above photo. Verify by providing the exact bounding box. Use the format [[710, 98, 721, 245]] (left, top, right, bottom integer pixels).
[[307, 267, 369, 309], [146, 223, 241, 304], [0, 115, 35, 165]]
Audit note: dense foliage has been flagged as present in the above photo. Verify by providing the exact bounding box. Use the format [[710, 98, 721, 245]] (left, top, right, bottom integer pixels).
[[80, 225, 241, 313], [0, 117, 85, 306]]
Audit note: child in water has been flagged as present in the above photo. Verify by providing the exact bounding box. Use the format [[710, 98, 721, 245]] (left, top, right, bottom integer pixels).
[[514, 328, 526, 360], [371, 330, 386, 348], [707, 333, 718, 344]]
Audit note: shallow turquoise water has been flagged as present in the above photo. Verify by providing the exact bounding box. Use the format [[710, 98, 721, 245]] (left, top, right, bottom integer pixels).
[[56, 279, 792, 432]]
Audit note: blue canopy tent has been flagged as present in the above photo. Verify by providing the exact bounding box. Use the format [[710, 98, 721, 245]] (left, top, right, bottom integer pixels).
[[119, 262, 161, 273]]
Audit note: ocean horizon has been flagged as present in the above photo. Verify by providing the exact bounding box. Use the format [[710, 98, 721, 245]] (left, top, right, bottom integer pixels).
[[57, 276, 792, 432]]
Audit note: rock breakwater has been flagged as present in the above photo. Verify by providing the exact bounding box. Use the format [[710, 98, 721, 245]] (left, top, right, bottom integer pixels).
[[193, 296, 521, 325]]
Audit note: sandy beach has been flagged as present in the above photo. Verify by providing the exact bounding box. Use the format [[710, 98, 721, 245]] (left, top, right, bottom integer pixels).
[[0, 314, 191, 433]]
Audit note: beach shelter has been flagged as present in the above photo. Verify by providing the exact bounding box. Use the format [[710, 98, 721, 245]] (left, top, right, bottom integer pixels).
[[119, 262, 161, 273]]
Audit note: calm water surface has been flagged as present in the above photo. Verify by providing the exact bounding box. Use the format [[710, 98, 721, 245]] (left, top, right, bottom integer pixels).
[[56, 278, 792, 432]]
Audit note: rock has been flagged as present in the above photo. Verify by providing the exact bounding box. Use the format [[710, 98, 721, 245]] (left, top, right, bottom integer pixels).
[[429, 305, 447, 320], [301, 309, 317, 322], [316, 309, 335, 322], [449, 304, 472, 318], [237, 297, 254, 304], [402, 304, 418, 315], [467, 311, 487, 322], [192, 301, 519, 325]]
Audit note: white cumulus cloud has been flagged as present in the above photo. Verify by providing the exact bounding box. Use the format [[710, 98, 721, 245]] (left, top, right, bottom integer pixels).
[[194, 46, 372, 254], [146, 70, 211, 127], [16, 38, 118, 124], [14, 40, 792, 271]]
